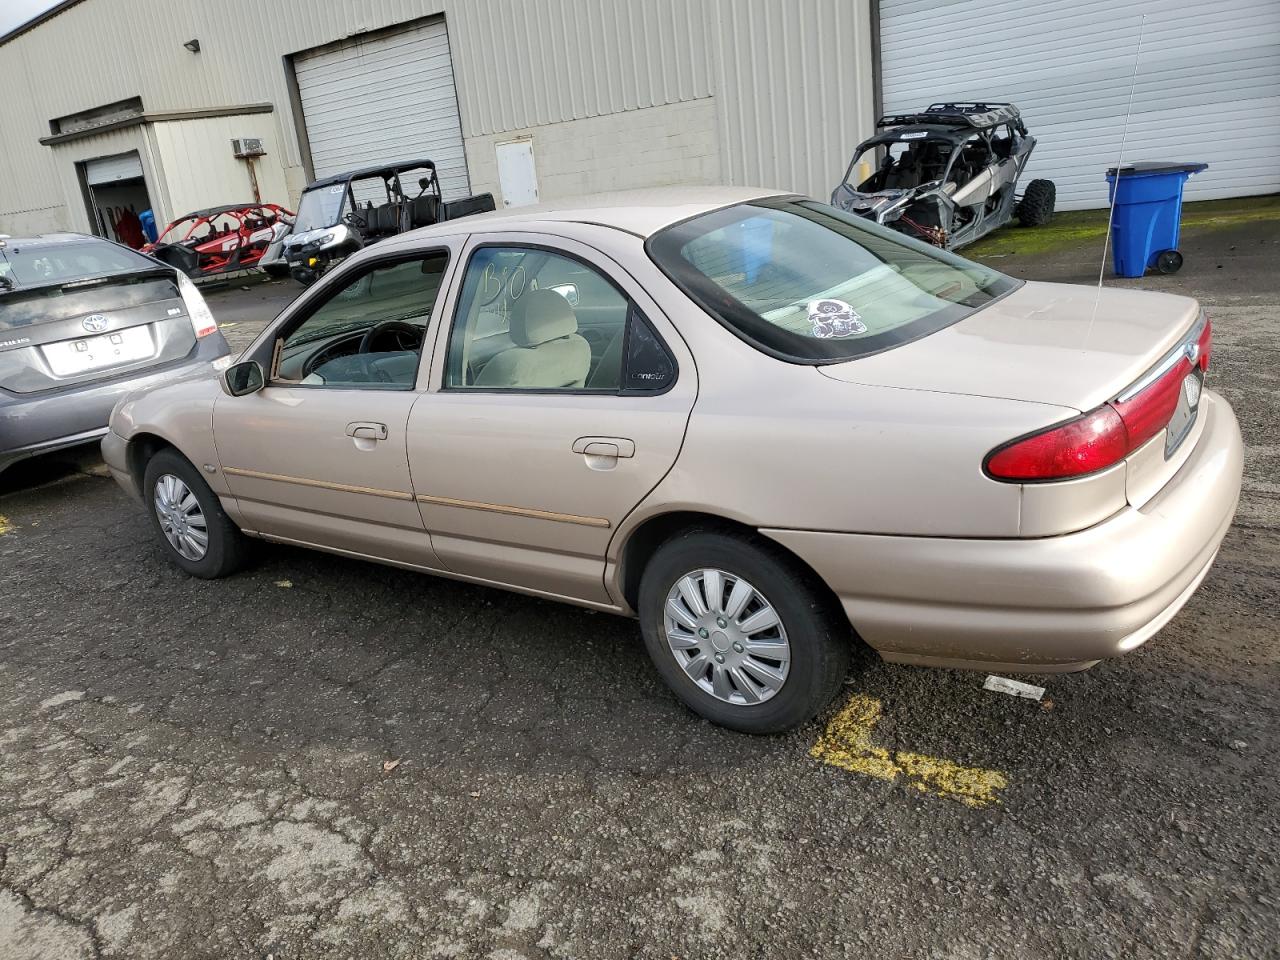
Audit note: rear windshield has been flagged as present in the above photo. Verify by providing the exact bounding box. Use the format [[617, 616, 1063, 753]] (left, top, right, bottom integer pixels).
[[0, 240, 154, 289], [0, 276, 178, 332], [646, 198, 1018, 363]]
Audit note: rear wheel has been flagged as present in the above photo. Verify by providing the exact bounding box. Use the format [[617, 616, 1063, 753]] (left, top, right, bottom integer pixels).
[[638, 529, 851, 733], [1017, 179, 1056, 227], [142, 449, 248, 579]]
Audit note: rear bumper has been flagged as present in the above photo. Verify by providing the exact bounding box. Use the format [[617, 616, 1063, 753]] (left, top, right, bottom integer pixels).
[[764, 391, 1244, 673], [0, 334, 229, 472]]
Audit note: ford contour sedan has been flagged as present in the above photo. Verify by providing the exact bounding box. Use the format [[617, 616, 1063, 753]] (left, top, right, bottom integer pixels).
[[102, 188, 1243, 733]]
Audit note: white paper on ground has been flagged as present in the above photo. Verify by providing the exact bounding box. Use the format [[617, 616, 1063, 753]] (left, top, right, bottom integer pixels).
[[983, 675, 1046, 701]]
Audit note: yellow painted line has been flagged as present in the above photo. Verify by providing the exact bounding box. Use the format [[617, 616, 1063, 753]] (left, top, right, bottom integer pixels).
[[810, 694, 1008, 809], [0, 515, 12, 536]]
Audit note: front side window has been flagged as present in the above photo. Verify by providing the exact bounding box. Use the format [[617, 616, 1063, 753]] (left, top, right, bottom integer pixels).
[[274, 253, 448, 389], [445, 246, 673, 392], [646, 198, 1018, 363]]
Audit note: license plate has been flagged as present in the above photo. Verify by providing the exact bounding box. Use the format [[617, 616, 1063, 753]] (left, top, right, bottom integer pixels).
[[1165, 371, 1201, 456], [43, 325, 155, 376]]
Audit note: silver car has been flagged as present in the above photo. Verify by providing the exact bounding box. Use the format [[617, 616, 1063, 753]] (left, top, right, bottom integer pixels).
[[0, 233, 230, 472]]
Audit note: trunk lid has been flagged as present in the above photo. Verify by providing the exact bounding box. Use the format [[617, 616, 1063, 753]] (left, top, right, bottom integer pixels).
[[0, 271, 196, 394], [817, 281, 1201, 413]]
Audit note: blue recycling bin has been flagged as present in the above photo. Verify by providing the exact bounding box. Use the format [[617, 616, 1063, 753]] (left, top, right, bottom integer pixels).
[[1105, 161, 1207, 277], [139, 209, 158, 244]]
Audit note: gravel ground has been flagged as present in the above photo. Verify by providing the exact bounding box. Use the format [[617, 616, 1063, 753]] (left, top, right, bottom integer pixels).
[[1, 211, 1277, 959]]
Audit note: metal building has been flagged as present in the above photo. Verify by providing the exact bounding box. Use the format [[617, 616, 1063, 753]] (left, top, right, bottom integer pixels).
[[878, 0, 1280, 209], [0, 0, 876, 239]]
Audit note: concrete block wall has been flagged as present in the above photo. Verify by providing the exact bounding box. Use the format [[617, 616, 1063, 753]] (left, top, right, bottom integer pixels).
[[463, 98, 721, 206]]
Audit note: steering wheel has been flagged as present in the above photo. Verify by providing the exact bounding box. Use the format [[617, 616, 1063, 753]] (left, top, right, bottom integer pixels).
[[342, 211, 368, 230], [359, 320, 421, 354]]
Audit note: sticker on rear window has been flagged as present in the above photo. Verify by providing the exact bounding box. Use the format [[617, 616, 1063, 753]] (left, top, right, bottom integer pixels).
[[807, 299, 867, 339]]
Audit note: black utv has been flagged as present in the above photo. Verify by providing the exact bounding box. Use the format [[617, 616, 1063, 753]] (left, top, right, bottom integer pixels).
[[282, 159, 495, 285], [830, 102, 1055, 250]]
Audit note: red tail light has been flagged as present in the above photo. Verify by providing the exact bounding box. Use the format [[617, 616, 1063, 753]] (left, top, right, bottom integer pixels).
[[986, 315, 1209, 482]]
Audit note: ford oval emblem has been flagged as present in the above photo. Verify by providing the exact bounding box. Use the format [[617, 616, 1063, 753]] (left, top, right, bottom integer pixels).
[[82, 314, 109, 333]]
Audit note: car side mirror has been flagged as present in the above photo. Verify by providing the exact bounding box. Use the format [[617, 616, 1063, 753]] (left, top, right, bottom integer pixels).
[[220, 360, 264, 397]]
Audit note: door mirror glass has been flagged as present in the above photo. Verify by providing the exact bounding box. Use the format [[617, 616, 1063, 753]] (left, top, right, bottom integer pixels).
[[221, 360, 264, 397]]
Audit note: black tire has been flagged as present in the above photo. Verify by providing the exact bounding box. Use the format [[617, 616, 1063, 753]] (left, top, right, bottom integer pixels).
[[142, 448, 248, 579], [638, 528, 852, 734], [1017, 179, 1056, 227]]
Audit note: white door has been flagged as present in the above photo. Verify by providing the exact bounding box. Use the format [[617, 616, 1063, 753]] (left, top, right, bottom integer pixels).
[[495, 139, 540, 207], [293, 18, 471, 199], [877, 0, 1280, 209]]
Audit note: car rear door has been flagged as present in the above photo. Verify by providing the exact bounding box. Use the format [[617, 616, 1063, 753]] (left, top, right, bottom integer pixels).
[[409, 232, 697, 606]]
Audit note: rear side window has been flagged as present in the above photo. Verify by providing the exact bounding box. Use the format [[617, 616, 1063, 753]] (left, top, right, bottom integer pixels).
[[445, 245, 675, 393], [0, 240, 153, 288], [646, 198, 1018, 363]]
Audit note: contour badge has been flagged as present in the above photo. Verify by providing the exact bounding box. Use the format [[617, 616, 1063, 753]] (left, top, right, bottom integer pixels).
[[82, 314, 109, 333]]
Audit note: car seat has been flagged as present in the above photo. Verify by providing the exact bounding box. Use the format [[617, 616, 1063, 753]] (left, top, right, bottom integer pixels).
[[410, 195, 440, 228], [474, 290, 591, 389]]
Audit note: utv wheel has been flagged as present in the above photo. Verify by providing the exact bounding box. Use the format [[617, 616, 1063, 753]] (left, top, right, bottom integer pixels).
[[143, 449, 248, 579], [638, 529, 851, 734], [1017, 179, 1056, 227]]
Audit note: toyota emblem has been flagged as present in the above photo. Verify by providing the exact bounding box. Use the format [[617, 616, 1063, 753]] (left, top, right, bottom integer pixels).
[[82, 314, 109, 333]]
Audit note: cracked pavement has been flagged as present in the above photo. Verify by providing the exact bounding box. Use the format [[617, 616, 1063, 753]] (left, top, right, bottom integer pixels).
[[1, 216, 1278, 958]]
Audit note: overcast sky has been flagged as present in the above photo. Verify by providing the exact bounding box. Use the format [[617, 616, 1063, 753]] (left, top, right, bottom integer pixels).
[[0, 0, 62, 37]]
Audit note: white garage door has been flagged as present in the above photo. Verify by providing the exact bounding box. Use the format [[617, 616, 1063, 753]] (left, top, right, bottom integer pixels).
[[294, 18, 471, 199], [85, 152, 144, 186], [878, 0, 1280, 209]]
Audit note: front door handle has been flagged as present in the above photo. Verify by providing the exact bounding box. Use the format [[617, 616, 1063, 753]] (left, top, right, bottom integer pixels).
[[572, 436, 635, 458], [347, 421, 388, 441]]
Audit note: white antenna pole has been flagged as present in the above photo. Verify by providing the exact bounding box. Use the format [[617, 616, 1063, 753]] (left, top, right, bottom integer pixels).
[[1086, 13, 1148, 350]]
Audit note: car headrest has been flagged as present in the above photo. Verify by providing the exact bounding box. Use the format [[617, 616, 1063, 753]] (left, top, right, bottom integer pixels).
[[510, 289, 577, 346]]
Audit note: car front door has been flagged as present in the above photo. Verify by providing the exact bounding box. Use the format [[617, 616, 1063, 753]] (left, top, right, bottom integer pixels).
[[408, 233, 696, 606], [214, 247, 457, 566]]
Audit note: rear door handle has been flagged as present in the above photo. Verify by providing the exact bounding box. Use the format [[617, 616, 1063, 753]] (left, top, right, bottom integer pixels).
[[572, 436, 635, 458], [347, 421, 388, 441]]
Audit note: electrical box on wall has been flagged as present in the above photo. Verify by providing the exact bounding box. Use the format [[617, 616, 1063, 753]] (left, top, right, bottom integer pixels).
[[231, 138, 265, 158]]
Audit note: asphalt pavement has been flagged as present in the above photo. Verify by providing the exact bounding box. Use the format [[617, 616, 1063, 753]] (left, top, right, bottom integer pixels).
[[1, 209, 1277, 959]]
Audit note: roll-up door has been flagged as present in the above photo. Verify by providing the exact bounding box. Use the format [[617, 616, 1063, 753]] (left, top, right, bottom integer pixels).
[[878, 0, 1280, 209], [293, 18, 471, 199]]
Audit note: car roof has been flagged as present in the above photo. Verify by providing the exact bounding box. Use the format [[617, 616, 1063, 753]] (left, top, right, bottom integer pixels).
[[412, 186, 785, 240], [305, 159, 437, 190], [0, 232, 101, 248]]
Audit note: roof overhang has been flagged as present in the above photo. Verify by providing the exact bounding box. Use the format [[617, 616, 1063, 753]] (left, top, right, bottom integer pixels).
[[40, 103, 274, 147]]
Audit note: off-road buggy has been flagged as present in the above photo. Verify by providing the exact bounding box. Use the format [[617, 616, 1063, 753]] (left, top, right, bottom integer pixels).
[[144, 203, 294, 279], [282, 159, 495, 285], [830, 102, 1055, 249]]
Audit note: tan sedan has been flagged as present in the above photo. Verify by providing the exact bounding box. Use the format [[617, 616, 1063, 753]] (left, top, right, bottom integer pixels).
[[102, 188, 1243, 733]]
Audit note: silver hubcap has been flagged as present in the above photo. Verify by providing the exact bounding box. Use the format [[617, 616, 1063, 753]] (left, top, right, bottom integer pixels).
[[664, 569, 790, 706], [153, 474, 209, 561]]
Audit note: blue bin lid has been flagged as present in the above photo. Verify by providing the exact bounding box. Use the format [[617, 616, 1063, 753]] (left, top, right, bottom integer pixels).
[[1106, 161, 1208, 178]]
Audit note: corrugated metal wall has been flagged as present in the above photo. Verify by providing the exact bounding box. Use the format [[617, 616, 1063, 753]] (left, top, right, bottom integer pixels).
[[879, 0, 1280, 209], [0, 0, 877, 231], [707, 0, 876, 200], [448, 0, 716, 136], [151, 113, 292, 218]]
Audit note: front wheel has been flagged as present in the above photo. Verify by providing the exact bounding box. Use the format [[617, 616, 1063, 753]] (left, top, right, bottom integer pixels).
[[638, 529, 852, 734], [1017, 179, 1056, 227], [142, 449, 248, 579]]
